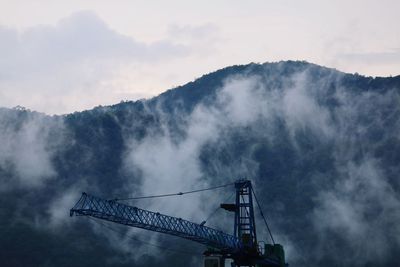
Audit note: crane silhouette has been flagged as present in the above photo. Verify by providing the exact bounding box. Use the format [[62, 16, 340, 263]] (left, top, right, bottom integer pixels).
[[70, 179, 287, 267]]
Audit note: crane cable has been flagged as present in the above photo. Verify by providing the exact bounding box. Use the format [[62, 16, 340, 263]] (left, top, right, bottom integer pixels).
[[251, 187, 276, 245], [112, 182, 235, 201], [87, 217, 200, 256], [200, 191, 235, 226]]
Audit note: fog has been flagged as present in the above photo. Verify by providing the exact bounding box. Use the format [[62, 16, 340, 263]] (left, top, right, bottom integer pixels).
[[1, 62, 399, 266]]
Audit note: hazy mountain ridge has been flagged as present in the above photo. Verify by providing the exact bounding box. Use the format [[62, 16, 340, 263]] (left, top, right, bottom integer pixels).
[[1, 61, 400, 267]]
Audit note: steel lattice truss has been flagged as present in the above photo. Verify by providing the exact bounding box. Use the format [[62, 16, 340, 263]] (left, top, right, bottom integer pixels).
[[70, 193, 242, 251]]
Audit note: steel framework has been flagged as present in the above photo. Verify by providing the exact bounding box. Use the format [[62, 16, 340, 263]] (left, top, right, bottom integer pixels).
[[70, 193, 242, 252], [70, 180, 285, 267]]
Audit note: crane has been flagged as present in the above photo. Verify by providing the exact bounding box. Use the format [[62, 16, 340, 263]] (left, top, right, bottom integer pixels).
[[70, 179, 287, 267]]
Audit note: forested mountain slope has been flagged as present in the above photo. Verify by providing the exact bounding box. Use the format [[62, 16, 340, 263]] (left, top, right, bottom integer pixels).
[[1, 61, 399, 266]]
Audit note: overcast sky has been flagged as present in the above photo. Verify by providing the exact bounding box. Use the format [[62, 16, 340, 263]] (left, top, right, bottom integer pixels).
[[0, 0, 399, 114]]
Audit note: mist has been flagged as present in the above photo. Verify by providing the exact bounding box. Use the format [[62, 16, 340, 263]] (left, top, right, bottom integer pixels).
[[123, 63, 400, 265], [0, 61, 399, 266]]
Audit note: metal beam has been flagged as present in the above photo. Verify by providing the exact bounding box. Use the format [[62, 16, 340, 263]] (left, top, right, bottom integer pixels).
[[70, 193, 243, 252]]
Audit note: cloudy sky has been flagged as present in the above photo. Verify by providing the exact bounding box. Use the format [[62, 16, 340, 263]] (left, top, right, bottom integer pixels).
[[0, 0, 399, 114]]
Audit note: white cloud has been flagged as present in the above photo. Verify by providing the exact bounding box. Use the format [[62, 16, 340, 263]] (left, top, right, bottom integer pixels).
[[123, 75, 269, 223], [0, 60, 396, 265], [0, 1, 399, 114], [168, 23, 219, 42], [47, 186, 84, 228], [0, 10, 190, 114], [338, 49, 400, 65], [313, 159, 400, 264], [122, 67, 400, 265], [282, 72, 334, 140], [0, 112, 64, 190]]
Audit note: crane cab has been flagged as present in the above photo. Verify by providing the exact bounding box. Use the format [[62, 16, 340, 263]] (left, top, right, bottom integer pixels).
[[204, 256, 225, 267]]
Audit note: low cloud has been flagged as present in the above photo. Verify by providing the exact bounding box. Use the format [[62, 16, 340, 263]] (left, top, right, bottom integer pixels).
[[0, 111, 65, 190], [313, 159, 400, 265], [282, 72, 334, 140], [2, 62, 399, 266], [47, 185, 87, 228], [124, 65, 400, 265]]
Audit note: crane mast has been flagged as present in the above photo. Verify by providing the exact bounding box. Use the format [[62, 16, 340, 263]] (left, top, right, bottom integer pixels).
[[70, 179, 287, 267], [235, 180, 258, 247]]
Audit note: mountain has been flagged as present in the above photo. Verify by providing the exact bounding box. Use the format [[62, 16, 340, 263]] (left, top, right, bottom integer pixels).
[[1, 61, 400, 267]]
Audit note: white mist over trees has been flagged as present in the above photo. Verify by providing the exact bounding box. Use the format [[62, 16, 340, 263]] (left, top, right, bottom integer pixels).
[[0, 61, 399, 266]]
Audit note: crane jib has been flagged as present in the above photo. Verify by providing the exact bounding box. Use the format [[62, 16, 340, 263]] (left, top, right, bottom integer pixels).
[[70, 192, 243, 252]]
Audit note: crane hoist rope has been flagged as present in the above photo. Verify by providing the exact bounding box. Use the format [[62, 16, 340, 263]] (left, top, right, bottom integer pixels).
[[252, 187, 275, 245], [111, 181, 236, 201], [200, 191, 235, 226]]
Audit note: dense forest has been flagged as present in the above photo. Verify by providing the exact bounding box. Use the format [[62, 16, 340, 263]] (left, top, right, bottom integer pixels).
[[1, 61, 400, 266]]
